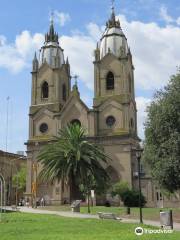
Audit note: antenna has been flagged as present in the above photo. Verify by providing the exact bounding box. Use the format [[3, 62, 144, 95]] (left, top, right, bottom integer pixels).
[[5, 96, 10, 152]]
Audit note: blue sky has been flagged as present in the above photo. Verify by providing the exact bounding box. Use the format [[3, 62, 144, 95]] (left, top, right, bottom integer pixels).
[[0, 0, 179, 153]]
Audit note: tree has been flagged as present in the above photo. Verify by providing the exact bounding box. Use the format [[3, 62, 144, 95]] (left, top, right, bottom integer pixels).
[[12, 167, 26, 192], [121, 190, 146, 207], [144, 72, 180, 192], [12, 167, 26, 205], [111, 181, 130, 205], [38, 124, 110, 212], [111, 181, 146, 208]]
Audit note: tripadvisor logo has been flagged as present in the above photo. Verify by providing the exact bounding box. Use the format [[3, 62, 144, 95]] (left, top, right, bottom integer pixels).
[[135, 227, 173, 235], [135, 227, 144, 236]]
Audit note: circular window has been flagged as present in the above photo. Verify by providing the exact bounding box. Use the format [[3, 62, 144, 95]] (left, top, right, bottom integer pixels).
[[106, 116, 116, 127], [39, 123, 48, 133]]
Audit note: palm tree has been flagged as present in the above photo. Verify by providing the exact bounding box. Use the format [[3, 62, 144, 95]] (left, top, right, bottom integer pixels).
[[38, 124, 110, 212]]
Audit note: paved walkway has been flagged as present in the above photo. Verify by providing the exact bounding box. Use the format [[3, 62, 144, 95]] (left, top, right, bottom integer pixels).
[[4, 206, 180, 231]]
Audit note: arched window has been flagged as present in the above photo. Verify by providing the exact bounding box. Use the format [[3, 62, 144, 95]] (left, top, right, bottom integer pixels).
[[130, 118, 134, 129], [106, 71, 114, 90], [62, 84, 66, 101], [70, 119, 81, 126], [42, 81, 49, 99]]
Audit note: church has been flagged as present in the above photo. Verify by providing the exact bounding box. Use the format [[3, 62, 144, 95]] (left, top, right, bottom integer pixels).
[[26, 6, 155, 206]]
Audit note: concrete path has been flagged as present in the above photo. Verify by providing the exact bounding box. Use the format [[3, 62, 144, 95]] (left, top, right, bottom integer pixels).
[[18, 207, 98, 219], [4, 206, 180, 231]]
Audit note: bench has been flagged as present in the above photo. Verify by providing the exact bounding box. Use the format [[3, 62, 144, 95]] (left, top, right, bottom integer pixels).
[[98, 212, 121, 220], [11, 205, 20, 212]]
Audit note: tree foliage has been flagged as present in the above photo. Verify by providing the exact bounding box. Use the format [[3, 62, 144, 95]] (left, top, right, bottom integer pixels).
[[111, 181, 146, 207], [38, 124, 110, 205], [111, 181, 130, 199], [12, 167, 26, 191], [144, 72, 180, 192], [122, 190, 146, 207]]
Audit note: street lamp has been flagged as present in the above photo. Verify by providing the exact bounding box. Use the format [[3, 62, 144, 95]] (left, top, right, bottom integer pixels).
[[136, 147, 144, 224], [0, 174, 6, 222]]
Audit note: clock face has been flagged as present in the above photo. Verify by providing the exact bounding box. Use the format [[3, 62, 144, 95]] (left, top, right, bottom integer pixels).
[[39, 123, 48, 133], [106, 116, 116, 127]]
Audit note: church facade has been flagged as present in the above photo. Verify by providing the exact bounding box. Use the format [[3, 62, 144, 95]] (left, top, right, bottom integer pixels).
[[26, 7, 156, 206]]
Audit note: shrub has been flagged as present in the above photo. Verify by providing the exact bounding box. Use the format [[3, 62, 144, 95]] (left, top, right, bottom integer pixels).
[[121, 190, 146, 207], [111, 181, 130, 199]]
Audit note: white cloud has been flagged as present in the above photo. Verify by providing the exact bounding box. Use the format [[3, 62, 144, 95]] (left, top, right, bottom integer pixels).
[[159, 5, 180, 26], [159, 6, 174, 24], [1, 13, 180, 93], [0, 31, 44, 73], [60, 34, 96, 90], [118, 15, 180, 90], [15, 31, 44, 58], [86, 23, 103, 41], [136, 97, 151, 139], [176, 17, 180, 26], [0, 35, 6, 46], [54, 11, 71, 27]]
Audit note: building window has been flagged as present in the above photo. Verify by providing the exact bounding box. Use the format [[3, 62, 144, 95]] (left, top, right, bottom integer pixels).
[[106, 116, 116, 127], [71, 119, 81, 126], [62, 84, 66, 101], [130, 118, 134, 128], [42, 81, 49, 99], [39, 123, 48, 133], [106, 71, 114, 90]]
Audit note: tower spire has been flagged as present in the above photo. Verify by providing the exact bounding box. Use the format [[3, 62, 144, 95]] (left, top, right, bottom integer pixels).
[[111, 0, 115, 19], [50, 11, 54, 26], [106, 0, 120, 28], [45, 11, 59, 43]]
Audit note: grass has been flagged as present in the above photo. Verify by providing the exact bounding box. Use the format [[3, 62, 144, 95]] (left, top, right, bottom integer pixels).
[[0, 212, 179, 240], [42, 205, 180, 222]]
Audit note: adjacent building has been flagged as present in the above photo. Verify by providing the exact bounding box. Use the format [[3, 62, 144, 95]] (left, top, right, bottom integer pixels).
[[0, 150, 26, 205]]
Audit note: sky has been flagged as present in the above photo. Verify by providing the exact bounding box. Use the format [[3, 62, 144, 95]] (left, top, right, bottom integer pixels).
[[0, 0, 179, 154]]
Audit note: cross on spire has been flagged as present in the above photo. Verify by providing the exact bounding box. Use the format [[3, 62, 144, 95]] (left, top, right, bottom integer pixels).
[[45, 10, 59, 43], [106, 0, 120, 28], [50, 11, 54, 25], [72, 75, 79, 86], [111, 0, 115, 11]]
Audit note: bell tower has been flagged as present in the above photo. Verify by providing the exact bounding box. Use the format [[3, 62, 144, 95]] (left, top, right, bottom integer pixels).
[[93, 4, 137, 136], [30, 18, 71, 114], [29, 18, 71, 140]]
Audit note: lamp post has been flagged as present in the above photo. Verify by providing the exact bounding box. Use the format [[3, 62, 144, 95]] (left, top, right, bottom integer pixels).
[[136, 147, 144, 224], [0, 174, 6, 222]]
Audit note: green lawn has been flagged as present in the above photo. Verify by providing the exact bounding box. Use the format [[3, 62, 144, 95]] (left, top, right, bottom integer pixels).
[[0, 213, 179, 240], [42, 205, 180, 222]]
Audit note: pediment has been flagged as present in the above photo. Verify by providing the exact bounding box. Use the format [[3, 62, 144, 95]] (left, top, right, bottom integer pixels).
[[32, 107, 54, 121], [60, 95, 89, 119], [98, 99, 122, 112], [38, 62, 53, 76], [100, 52, 120, 64]]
